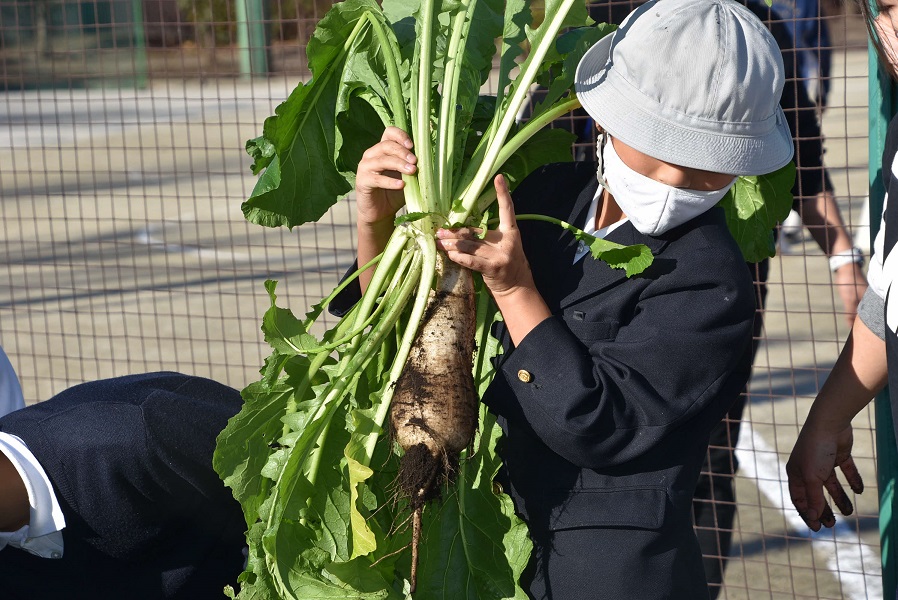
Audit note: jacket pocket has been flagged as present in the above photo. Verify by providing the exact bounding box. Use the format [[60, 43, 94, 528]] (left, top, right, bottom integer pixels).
[[548, 486, 668, 531], [562, 315, 619, 343]]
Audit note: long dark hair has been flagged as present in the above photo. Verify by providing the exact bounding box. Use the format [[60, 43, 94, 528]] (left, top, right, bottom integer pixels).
[[855, 0, 898, 79]]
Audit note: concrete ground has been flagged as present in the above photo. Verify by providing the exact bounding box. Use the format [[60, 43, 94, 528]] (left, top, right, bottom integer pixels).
[[0, 33, 885, 600]]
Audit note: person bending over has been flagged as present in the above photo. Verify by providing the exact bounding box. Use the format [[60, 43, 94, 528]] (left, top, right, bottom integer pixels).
[[0, 372, 246, 599]]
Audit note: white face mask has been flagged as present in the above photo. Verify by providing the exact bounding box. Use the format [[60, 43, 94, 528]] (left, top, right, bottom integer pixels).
[[598, 137, 736, 236]]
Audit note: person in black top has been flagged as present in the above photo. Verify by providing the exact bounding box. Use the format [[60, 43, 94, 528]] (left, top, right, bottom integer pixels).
[[350, 1, 792, 596], [522, 3, 868, 595], [0, 372, 246, 600]]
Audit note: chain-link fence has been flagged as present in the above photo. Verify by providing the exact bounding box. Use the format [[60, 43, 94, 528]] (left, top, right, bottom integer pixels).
[[0, 1, 883, 597]]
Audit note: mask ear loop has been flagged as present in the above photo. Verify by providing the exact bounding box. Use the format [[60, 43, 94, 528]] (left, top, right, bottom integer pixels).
[[596, 131, 612, 194]]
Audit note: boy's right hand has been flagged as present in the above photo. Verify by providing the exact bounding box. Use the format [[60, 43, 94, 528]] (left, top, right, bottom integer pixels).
[[356, 127, 417, 227]]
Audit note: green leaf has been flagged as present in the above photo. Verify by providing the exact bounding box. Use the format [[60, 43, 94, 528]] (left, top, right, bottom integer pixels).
[[532, 24, 615, 117], [511, 0, 589, 113], [344, 407, 381, 559], [342, 335, 402, 562], [501, 127, 577, 187], [265, 396, 355, 596], [472, 275, 503, 398], [394, 211, 435, 226], [335, 11, 410, 181], [496, 0, 530, 106], [246, 135, 276, 175], [382, 0, 421, 69], [438, 0, 505, 188], [508, 215, 655, 277], [261, 280, 325, 354], [213, 378, 296, 526], [324, 559, 397, 598], [570, 229, 654, 277], [232, 519, 283, 599], [241, 0, 386, 228], [718, 162, 796, 263], [587, 240, 654, 277], [265, 571, 393, 600], [241, 78, 349, 228], [336, 98, 388, 185]]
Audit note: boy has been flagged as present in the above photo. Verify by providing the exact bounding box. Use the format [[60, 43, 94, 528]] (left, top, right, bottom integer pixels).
[[350, 0, 793, 596]]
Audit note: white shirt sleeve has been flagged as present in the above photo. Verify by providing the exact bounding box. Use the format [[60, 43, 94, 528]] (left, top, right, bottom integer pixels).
[[0, 433, 66, 558], [0, 346, 25, 418], [866, 194, 887, 302]]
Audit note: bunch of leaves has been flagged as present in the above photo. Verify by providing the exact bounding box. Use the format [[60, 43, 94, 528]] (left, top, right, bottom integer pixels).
[[213, 0, 639, 597]]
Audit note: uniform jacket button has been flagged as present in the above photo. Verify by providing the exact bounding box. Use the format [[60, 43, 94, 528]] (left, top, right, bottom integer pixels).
[[517, 369, 532, 383]]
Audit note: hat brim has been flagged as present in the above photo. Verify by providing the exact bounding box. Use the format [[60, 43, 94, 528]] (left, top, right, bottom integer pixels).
[[574, 33, 795, 176]]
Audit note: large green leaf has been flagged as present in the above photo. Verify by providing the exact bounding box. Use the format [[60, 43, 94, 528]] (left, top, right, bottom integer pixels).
[[335, 9, 410, 183], [718, 162, 796, 263], [501, 127, 576, 187], [438, 0, 506, 193], [382, 0, 421, 69], [213, 377, 295, 526], [226, 519, 281, 599], [496, 0, 530, 106], [241, 0, 387, 228], [260, 280, 323, 354], [504, 0, 589, 115], [262, 382, 353, 597], [531, 24, 615, 118], [273, 441, 356, 596]]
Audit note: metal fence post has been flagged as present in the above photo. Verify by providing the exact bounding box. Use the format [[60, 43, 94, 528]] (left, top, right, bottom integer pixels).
[[130, 0, 148, 88], [236, 0, 269, 78], [870, 38, 898, 600]]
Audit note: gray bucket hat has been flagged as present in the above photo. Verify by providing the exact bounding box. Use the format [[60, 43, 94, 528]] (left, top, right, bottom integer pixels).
[[574, 0, 794, 176]]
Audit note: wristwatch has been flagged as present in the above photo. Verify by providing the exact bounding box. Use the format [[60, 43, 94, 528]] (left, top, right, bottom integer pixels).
[[828, 246, 864, 272]]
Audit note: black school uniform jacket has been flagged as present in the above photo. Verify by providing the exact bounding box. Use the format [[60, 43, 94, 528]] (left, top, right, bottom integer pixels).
[[0, 372, 246, 600], [485, 162, 755, 599]]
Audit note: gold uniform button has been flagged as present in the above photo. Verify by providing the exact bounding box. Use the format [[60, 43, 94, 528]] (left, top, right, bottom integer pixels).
[[517, 369, 532, 383]]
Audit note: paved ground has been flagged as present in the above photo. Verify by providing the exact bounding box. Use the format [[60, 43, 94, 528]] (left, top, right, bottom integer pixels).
[[0, 38, 884, 600]]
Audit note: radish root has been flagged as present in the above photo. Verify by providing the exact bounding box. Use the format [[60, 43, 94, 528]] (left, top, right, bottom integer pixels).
[[390, 252, 478, 593]]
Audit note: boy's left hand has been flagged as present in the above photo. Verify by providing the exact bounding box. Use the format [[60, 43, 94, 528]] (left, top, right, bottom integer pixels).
[[435, 175, 534, 299]]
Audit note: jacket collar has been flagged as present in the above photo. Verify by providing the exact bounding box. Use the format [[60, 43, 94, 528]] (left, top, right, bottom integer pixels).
[[556, 177, 669, 309]]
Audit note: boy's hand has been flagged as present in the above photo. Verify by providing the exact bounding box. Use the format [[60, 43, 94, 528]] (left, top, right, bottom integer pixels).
[[435, 175, 534, 297], [355, 127, 417, 227], [437, 175, 550, 345]]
